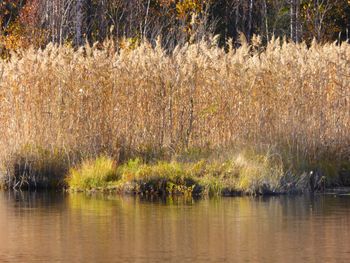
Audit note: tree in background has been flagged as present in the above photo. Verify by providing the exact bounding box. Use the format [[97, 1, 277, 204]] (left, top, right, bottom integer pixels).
[[301, 0, 350, 42], [0, 0, 350, 53]]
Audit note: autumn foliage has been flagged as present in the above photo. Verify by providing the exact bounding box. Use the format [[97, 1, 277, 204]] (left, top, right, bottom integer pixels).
[[0, 0, 350, 56]]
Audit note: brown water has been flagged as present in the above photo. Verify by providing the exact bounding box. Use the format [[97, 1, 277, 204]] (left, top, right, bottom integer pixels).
[[0, 192, 350, 263]]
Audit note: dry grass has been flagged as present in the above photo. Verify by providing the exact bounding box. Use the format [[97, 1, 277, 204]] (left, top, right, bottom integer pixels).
[[0, 38, 349, 188]]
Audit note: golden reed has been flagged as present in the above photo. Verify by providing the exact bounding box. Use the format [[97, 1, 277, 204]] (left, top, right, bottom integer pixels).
[[0, 38, 349, 187]]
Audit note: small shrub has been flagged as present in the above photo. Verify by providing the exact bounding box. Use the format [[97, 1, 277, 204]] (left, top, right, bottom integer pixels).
[[66, 156, 119, 191]]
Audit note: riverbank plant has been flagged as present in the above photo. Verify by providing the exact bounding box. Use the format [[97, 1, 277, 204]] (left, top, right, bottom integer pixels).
[[1, 145, 69, 189], [0, 37, 349, 191], [65, 150, 298, 196], [66, 156, 119, 191]]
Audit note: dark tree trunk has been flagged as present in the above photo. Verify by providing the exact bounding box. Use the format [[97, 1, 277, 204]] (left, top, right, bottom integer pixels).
[[247, 0, 254, 42], [76, 0, 84, 46], [290, 0, 295, 41]]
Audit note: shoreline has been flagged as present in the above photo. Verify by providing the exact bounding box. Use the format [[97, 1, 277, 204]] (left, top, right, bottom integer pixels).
[[2, 186, 350, 198], [3, 153, 347, 197]]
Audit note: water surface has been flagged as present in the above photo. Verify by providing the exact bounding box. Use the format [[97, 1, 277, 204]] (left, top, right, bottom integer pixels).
[[1, 191, 350, 262]]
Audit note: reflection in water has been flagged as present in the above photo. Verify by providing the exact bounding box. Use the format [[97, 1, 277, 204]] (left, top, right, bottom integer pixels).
[[0, 191, 350, 262]]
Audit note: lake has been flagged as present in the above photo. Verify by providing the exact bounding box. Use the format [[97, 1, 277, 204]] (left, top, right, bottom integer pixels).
[[0, 191, 350, 262]]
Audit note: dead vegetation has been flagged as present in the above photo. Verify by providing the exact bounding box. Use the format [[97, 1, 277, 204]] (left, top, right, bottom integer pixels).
[[0, 37, 349, 190]]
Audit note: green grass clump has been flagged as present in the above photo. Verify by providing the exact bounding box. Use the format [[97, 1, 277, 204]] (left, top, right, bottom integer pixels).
[[64, 149, 319, 196], [120, 159, 184, 181], [117, 159, 196, 195], [114, 149, 286, 196], [66, 156, 119, 191]]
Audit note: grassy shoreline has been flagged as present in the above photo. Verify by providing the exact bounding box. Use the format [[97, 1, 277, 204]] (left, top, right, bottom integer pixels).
[[1, 39, 349, 193], [1, 149, 342, 196], [64, 151, 345, 196]]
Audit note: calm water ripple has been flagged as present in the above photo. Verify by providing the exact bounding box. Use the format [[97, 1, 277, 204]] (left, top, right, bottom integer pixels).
[[0, 191, 350, 262]]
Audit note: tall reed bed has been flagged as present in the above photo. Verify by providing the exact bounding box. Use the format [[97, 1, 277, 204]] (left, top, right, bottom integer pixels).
[[0, 38, 349, 188]]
